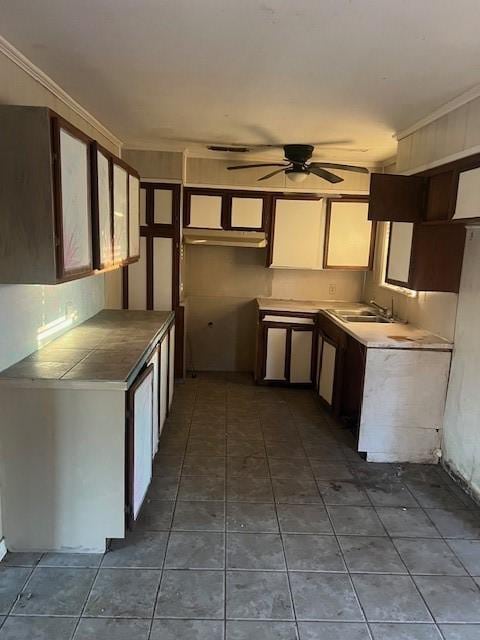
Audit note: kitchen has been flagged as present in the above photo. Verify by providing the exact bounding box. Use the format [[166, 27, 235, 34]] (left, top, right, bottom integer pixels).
[[1, 2, 480, 639]]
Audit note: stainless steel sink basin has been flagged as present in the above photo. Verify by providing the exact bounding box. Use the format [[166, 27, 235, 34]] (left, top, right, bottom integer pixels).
[[326, 308, 394, 324]]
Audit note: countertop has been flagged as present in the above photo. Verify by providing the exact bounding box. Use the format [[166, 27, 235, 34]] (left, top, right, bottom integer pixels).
[[0, 309, 174, 390], [256, 298, 453, 351]]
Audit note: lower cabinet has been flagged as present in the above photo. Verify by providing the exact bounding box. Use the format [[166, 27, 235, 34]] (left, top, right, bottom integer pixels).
[[317, 338, 337, 407], [255, 311, 317, 385]]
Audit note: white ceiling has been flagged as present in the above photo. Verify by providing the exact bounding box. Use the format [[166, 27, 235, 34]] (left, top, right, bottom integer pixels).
[[2, 0, 480, 162]]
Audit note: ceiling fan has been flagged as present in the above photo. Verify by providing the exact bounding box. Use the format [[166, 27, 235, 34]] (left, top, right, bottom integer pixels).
[[226, 144, 369, 184]]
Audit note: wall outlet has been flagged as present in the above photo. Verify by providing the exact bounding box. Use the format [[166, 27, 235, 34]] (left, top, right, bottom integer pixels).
[[328, 284, 336, 296]]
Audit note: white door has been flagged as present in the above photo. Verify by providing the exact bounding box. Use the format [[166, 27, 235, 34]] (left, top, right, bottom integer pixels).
[[386, 222, 413, 284], [159, 334, 169, 434], [188, 194, 222, 228], [271, 198, 324, 269], [168, 324, 175, 409], [231, 197, 264, 229], [319, 340, 337, 406], [290, 330, 313, 383], [131, 366, 153, 520], [265, 327, 287, 380]]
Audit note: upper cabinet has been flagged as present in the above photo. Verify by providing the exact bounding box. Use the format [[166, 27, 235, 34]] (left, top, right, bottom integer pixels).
[[183, 188, 269, 231], [385, 222, 466, 292], [268, 195, 376, 271], [368, 174, 427, 222], [0, 105, 140, 284], [368, 153, 480, 224], [269, 195, 325, 269], [323, 198, 375, 270]]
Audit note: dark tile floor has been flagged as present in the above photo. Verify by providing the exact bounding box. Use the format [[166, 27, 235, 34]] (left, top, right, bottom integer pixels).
[[2, 372, 480, 639]]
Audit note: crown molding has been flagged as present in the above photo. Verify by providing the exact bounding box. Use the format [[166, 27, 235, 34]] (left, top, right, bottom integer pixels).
[[395, 83, 480, 142], [0, 36, 122, 150]]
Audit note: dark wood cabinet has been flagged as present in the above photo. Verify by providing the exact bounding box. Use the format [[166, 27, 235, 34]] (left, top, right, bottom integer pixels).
[[184, 187, 270, 231], [255, 310, 318, 386], [0, 105, 140, 284], [386, 222, 466, 292], [368, 173, 427, 222]]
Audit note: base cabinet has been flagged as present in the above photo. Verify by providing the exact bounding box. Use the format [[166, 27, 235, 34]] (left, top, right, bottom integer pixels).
[[255, 311, 317, 386], [318, 339, 337, 406]]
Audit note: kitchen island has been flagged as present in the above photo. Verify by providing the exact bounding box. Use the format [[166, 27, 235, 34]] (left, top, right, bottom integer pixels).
[[0, 310, 175, 553]]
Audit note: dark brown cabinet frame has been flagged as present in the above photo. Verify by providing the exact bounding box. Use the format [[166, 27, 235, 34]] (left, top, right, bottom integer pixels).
[[125, 362, 154, 529], [122, 183, 185, 378], [51, 114, 95, 282], [323, 196, 376, 270], [255, 309, 318, 386], [183, 187, 271, 232], [90, 141, 114, 271]]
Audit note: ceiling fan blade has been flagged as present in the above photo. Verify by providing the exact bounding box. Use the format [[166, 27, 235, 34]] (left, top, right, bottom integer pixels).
[[308, 166, 344, 184], [309, 162, 369, 174], [258, 168, 288, 181], [227, 163, 287, 171]]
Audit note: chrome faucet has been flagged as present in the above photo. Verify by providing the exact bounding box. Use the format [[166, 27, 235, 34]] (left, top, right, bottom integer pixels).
[[369, 299, 393, 319]]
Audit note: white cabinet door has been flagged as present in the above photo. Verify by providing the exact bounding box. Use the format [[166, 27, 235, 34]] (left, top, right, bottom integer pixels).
[[113, 164, 128, 264], [325, 200, 373, 269], [319, 340, 336, 406], [168, 324, 175, 409], [453, 166, 480, 220], [265, 327, 287, 380], [148, 346, 160, 458], [154, 188, 174, 224], [290, 330, 313, 383], [188, 194, 222, 228], [153, 237, 173, 311], [271, 198, 324, 269], [128, 174, 140, 259], [386, 222, 413, 284], [231, 196, 263, 229], [59, 127, 92, 275], [127, 236, 147, 310], [95, 148, 113, 268], [129, 365, 154, 520], [159, 333, 169, 434]]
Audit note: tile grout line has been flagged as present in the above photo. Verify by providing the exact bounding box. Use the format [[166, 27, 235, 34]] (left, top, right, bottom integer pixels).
[[146, 383, 195, 640]]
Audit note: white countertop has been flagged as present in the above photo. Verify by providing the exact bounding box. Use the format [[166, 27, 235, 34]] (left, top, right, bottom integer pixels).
[[256, 298, 453, 351]]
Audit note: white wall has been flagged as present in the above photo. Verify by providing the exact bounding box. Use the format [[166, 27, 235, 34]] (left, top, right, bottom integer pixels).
[[443, 228, 480, 499]]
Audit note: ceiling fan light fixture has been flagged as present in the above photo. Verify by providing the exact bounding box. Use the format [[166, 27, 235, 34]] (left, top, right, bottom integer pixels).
[[286, 170, 308, 183]]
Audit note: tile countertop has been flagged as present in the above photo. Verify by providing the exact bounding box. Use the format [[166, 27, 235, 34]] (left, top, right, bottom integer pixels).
[[256, 298, 453, 351], [0, 309, 174, 390]]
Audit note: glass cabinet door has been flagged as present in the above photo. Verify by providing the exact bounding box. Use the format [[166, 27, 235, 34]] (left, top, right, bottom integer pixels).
[[58, 125, 93, 277], [113, 163, 128, 264], [128, 174, 140, 260], [96, 149, 113, 268]]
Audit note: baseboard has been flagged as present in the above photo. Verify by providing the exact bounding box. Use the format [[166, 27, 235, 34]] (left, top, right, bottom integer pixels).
[[442, 460, 480, 507], [0, 539, 7, 562]]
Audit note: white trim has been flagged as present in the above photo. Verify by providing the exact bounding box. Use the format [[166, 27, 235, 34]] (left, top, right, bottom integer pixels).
[[0, 538, 6, 562], [123, 141, 187, 153], [395, 83, 480, 142], [183, 182, 369, 196], [0, 36, 122, 150], [400, 144, 480, 176]]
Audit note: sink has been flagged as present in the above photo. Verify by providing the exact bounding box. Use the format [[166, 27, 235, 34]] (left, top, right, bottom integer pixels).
[[326, 308, 394, 324]]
